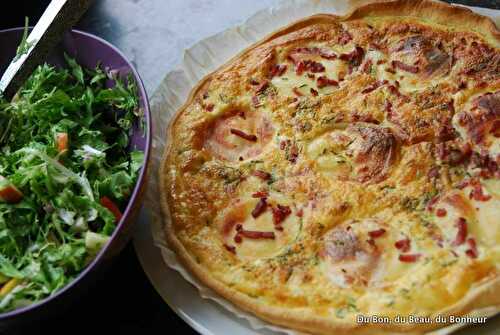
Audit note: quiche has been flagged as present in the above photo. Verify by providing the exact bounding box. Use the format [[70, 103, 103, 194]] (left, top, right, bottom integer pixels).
[[160, 0, 500, 333]]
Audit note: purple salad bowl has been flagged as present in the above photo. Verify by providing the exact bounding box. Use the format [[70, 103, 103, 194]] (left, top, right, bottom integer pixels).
[[0, 28, 151, 328]]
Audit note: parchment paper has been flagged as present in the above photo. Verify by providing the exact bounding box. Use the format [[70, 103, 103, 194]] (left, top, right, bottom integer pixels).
[[145, 1, 500, 334]]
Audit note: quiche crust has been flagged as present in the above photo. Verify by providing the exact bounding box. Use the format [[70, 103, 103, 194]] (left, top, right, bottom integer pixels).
[[160, 1, 500, 334]]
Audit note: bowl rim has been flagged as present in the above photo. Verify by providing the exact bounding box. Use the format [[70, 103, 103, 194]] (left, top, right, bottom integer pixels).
[[0, 27, 152, 320]]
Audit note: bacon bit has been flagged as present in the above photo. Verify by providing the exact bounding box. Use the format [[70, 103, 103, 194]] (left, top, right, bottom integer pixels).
[[255, 80, 269, 94], [230, 129, 257, 142], [224, 244, 236, 254], [460, 141, 472, 157], [252, 191, 269, 198], [469, 152, 493, 173], [446, 148, 468, 166], [289, 143, 299, 163], [384, 100, 393, 117], [100, 196, 123, 222], [292, 87, 303, 96], [234, 234, 243, 243], [280, 140, 287, 150], [292, 47, 337, 60], [249, 79, 260, 85], [361, 83, 378, 95], [361, 80, 387, 94], [392, 60, 419, 73], [251, 198, 268, 218], [272, 204, 291, 225], [351, 112, 380, 124], [338, 30, 352, 45], [428, 166, 440, 179], [395, 238, 411, 252], [440, 141, 470, 166], [376, 59, 386, 65], [290, 48, 313, 59], [339, 46, 365, 67], [251, 95, 262, 108], [316, 76, 338, 88], [426, 195, 440, 212], [368, 41, 381, 50], [238, 230, 275, 240], [269, 64, 287, 78], [310, 88, 318, 96], [436, 208, 447, 217], [204, 103, 214, 112], [318, 49, 337, 60], [475, 82, 488, 89], [452, 217, 467, 246], [467, 237, 477, 249], [366, 239, 376, 247], [469, 180, 492, 201], [295, 60, 305, 74], [361, 59, 373, 74], [295, 60, 325, 75], [471, 153, 498, 179], [465, 249, 478, 259], [399, 253, 421, 263], [252, 170, 271, 180], [368, 228, 386, 239], [435, 143, 448, 161], [479, 167, 499, 180], [386, 85, 402, 100], [296, 208, 303, 217], [465, 238, 478, 259], [237, 110, 246, 119], [456, 179, 470, 189]]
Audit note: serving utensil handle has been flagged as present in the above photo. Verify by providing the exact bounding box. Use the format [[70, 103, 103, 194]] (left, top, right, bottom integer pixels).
[[0, 0, 94, 101]]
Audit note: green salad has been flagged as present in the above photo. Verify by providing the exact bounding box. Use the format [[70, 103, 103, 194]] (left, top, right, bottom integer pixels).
[[0, 55, 144, 312]]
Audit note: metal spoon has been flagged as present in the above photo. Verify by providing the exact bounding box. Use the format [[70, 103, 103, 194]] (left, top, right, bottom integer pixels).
[[0, 0, 93, 101]]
